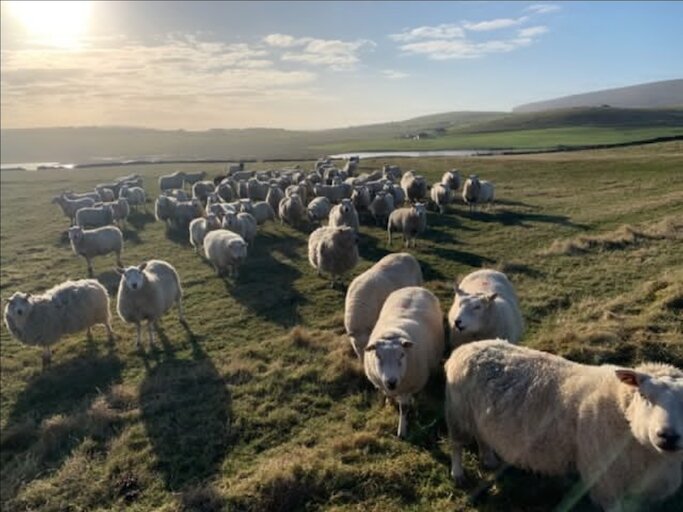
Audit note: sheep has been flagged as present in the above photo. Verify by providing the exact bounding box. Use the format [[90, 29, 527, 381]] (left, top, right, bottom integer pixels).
[[363, 178, 390, 194], [95, 186, 115, 202], [118, 176, 143, 189], [279, 194, 305, 227], [286, 184, 307, 203], [307, 196, 332, 224], [364, 286, 445, 438], [68, 225, 123, 277], [203, 229, 248, 277], [250, 201, 276, 224], [307, 226, 359, 287], [116, 260, 186, 348], [351, 186, 371, 214], [52, 194, 95, 225], [159, 171, 187, 191], [192, 180, 216, 204], [171, 198, 204, 230], [221, 211, 257, 245], [345, 253, 423, 360], [65, 190, 101, 202], [387, 203, 427, 247], [447, 269, 524, 347], [343, 159, 358, 176], [230, 170, 253, 182], [189, 213, 221, 253], [328, 198, 359, 233], [99, 197, 130, 227], [441, 169, 461, 191], [163, 188, 190, 201], [217, 180, 235, 202], [383, 164, 402, 180], [314, 183, 353, 203], [369, 190, 395, 226], [155, 195, 178, 225], [266, 185, 285, 216], [430, 182, 451, 214], [400, 171, 428, 203], [349, 170, 383, 186], [76, 205, 114, 228], [119, 186, 146, 210], [97, 181, 123, 197], [384, 183, 405, 207], [462, 175, 494, 212], [4, 279, 113, 366], [183, 170, 207, 186], [246, 178, 269, 201], [237, 198, 255, 215], [444, 339, 683, 509]]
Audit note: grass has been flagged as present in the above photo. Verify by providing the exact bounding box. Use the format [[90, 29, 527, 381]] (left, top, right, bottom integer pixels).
[[1, 142, 683, 511]]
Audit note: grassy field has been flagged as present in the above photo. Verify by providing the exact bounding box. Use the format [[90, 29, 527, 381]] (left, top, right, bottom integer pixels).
[[1, 142, 682, 511]]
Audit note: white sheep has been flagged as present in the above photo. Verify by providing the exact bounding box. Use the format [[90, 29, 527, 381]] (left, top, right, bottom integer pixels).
[[192, 180, 216, 203], [163, 188, 190, 201], [441, 170, 461, 191], [384, 183, 405, 208], [4, 279, 113, 366], [183, 170, 207, 186], [159, 171, 187, 191], [364, 286, 445, 438], [444, 339, 683, 509], [307, 226, 359, 287], [155, 195, 178, 225], [383, 164, 402, 181], [279, 194, 305, 227], [462, 175, 494, 212], [246, 178, 269, 201], [345, 253, 423, 360], [250, 201, 275, 224], [221, 211, 257, 245], [189, 213, 221, 253], [328, 198, 359, 233], [95, 186, 115, 202], [307, 196, 332, 224], [76, 205, 114, 228], [430, 183, 451, 214], [400, 171, 428, 203], [203, 229, 248, 277], [116, 260, 186, 348], [314, 183, 353, 203], [369, 190, 395, 226], [217, 180, 236, 202], [266, 185, 284, 217], [351, 186, 371, 213], [52, 194, 96, 225], [65, 190, 101, 202], [171, 198, 204, 230], [68, 225, 123, 277], [119, 186, 146, 210], [447, 269, 524, 347], [387, 203, 427, 247]]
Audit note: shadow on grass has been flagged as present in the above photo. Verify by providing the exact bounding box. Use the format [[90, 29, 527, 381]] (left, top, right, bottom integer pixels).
[[138, 324, 231, 494], [431, 246, 495, 268], [164, 224, 192, 247], [467, 209, 589, 230], [126, 210, 155, 231], [121, 227, 141, 244]]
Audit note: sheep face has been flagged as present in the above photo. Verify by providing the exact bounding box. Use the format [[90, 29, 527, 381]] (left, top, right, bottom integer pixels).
[[4, 292, 32, 331], [206, 214, 220, 230], [616, 369, 683, 454], [118, 264, 147, 291], [340, 199, 352, 215], [365, 338, 413, 394], [450, 288, 497, 336], [222, 213, 238, 230], [68, 226, 84, 244]]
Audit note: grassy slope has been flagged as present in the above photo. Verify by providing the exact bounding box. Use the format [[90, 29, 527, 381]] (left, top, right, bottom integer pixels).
[[1, 143, 683, 511]]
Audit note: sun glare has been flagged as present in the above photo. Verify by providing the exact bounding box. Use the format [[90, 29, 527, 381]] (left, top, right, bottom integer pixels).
[[8, 1, 93, 49]]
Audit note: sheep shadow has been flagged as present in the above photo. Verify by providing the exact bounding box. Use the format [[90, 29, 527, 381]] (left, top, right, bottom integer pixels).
[[1, 346, 123, 503], [126, 211, 155, 231], [467, 209, 589, 230], [121, 227, 141, 244], [96, 269, 122, 295], [164, 224, 192, 247], [430, 246, 495, 268], [138, 330, 231, 492]]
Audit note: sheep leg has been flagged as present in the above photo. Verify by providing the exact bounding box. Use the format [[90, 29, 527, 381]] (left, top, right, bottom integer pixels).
[[116, 251, 122, 268], [105, 321, 114, 342], [177, 298, 186, 324], [135, 322, 142, 348], [397, 395, 410, 438], [478, 440, 500, 469], [86, 258, 94, 277], [147, 320, 155, 346], [451, 442, 466, 485], [87, 327, 93, 340], [42, 346, 52, 368]]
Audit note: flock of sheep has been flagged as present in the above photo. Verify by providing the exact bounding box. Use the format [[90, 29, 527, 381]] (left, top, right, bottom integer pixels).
[[3, 157, 683, 510]]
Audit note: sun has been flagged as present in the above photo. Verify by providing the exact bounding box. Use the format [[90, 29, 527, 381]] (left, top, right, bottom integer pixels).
[[7, 1, 93, 49]]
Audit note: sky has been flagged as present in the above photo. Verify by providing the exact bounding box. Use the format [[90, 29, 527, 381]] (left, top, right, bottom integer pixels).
[[1, 1, 682, 130]]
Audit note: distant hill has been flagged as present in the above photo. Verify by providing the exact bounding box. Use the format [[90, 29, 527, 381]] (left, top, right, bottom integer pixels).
[[514, 79, 683, 113]]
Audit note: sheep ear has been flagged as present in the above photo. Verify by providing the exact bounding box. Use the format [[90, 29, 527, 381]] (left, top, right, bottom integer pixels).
[[138, 262, 147, 271], [486, 293, 498, 304], [615, 369, 648, 387], [453, 282, 463, 295], [400, 339, 414, 349], [365, 344, 376, 352], [115, 267, 125, 275]]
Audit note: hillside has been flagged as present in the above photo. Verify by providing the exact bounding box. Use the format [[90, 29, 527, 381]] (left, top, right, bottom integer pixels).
[[514, 79, 683, 113]]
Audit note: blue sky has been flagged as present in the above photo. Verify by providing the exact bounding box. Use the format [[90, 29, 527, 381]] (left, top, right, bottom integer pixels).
[[1, 1, 681, 130]]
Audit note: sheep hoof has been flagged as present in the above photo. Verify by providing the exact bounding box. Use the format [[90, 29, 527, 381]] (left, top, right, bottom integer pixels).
[[452, 473, 467, 487]]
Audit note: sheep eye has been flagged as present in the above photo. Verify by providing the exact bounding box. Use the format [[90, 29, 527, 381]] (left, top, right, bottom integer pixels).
[[17, 310, 23, 316]]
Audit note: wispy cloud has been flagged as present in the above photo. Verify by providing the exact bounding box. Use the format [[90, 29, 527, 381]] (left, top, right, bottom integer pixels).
[[518, 26, 549, 38], [462, 16, 528, 32], [389, 24, 465, 42], [399, 37, 536, 60], [264, 34, 375, 70], [525, 4, 561, 14], [382, 69, 410, 79]]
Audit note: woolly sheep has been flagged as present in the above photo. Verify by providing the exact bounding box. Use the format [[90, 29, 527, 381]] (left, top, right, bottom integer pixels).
[[163, 188, 190, 201], [364, 286, 445, 438], [430, 183, 451, 214], [250, 201, 276, 224], [159, 171, 187, 191], [369, 190, 395, 226], [237, 198, 255, 215], [68, 225, 123, 277], [307, 226, 359, 287], [462, 175, 494, 212], [183, 170, 207, 186], [279, 194, 305, 227], [203, 229, 248, 277], [76, 205, 114, 228], [447, 269, 524, 347], [189, 213, 221, 253], [192, 180, 216, 203], [65, 190, 101, 202], [230, 170, 253, 182], [444, 339, 683, 509], [95, 186, 115, 202], [266, 185, 285, 216], [400, 171, 428, 203], [97, 181, 123, 197], [52, 194, 95, 225], [4, 279, 113, 366], [217, 180, 236, 202], [155, 195, 178, 225], [97, 198, 130, 227], [246, 178, 269, 201], [328, 198, 360, 233], [314, 183, 353, 203], [119, 186, 146, 209], [116, 260, 186, 348], [222, 211, 257, 245], [351, 186, 371, 213], [384, 183, 405, 207], [307, 196, 332, 223], [345, 253, 423, 360], [387, 203, 427, 247], [171, 198, 204, 230], [441, 170, 461, 191], [383, 164, 402, 181], [118, 176, 143, 189]]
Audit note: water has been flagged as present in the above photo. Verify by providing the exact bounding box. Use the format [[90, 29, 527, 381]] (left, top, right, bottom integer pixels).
[[0, 161, 75, 171], [329, 149, 502, 159]]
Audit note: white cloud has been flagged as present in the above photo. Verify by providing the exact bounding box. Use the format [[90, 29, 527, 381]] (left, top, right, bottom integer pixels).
[[382, 69, 409, 79], [399, 35, 538, 60], [525, 4, 561, 14], [463, 16, 529, 32], [268, 35, 376, 71], [263, 33, 301, 48], [518, 26, 549, 38], [389, 24, 465, 42]]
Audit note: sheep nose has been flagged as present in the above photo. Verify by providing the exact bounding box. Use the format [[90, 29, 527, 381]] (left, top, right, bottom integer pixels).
[[386, 379, 397, 390], [455, 319, 464, 331], [656, 429, 680, 451]]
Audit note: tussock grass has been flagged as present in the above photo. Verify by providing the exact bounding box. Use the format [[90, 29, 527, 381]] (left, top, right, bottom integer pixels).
[[1, 144, 683, 511]]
